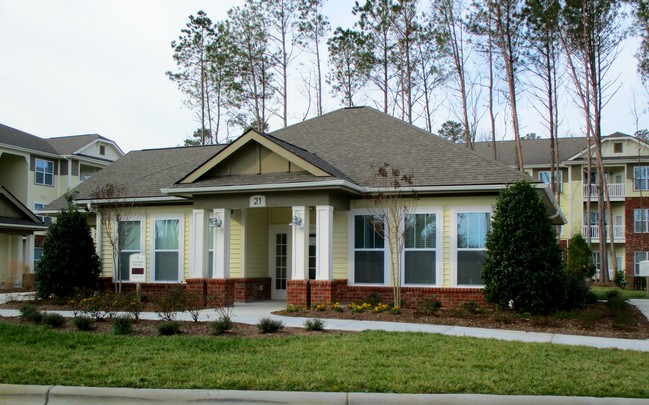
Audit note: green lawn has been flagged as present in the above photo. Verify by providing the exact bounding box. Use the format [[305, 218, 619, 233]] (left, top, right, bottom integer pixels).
[[590, 286, 649, 300], [1, 323, 648, 397]]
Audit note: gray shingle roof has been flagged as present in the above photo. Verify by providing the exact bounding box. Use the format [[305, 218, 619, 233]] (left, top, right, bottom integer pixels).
[[0, 123, 58, 154], [473, 137, 589, 166], [47, 144, 226, 210], [46, 134, 110, 155], [271, 107, 527, 187]]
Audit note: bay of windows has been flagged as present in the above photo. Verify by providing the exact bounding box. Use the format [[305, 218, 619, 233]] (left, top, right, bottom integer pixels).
[[457, 212, 490, 286]]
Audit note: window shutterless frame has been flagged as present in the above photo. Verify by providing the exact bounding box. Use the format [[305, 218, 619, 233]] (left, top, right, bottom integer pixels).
[[349, 211, 388, 285], [151, 217, 183, 282], [452, 209, 491, 287], [34, 159, 54, 186], [402, 210, 442, 287]]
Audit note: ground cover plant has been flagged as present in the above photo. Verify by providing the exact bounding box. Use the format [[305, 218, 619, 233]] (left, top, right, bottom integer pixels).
[[0, 322, 648, 397]]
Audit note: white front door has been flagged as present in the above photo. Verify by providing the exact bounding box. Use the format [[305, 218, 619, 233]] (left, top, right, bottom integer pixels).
[[269, 227, 291, 300]]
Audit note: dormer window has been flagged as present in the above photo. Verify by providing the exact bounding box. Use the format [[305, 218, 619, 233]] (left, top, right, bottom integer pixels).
[[99, 144, 106, 156], [614, 142, 623, 153]]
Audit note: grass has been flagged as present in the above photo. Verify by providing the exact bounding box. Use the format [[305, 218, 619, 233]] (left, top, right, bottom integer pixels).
[[1, 323, 649, 397], [590, 286, 649, 300]]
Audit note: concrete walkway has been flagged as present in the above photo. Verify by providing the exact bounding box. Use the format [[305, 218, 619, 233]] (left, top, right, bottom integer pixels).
[[2, 298, 649, 352]]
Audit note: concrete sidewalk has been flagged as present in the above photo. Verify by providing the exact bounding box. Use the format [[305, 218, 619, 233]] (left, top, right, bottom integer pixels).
[[2, 384, 649, 405], [2, 299, 649, 352]]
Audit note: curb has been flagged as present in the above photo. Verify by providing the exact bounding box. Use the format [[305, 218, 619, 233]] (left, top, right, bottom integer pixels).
[[2, 385, 649, 405]]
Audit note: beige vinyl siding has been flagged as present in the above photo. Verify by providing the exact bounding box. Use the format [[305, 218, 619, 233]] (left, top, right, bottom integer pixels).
[[244, 208, 268, 278], [0, 234, 9, 287], [443, 207, 452, 287], [332, 210, 348, 279], [229, 210, 243, 278], [183, 211, 191, 280]]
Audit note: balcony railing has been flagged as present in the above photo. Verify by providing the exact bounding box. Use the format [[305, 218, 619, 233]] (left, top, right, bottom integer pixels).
[[582, 225, 625, 242], [583, 183, 626, 200]]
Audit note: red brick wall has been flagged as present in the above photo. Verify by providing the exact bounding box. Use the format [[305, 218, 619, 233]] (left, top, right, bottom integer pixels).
[[310, 280, 347, 304], [206, 279, 235, 306], [287, 280, 310, 307], [233, 278, 271, 302], [625, 197, 649, 280], [100, 277, 187, 300]]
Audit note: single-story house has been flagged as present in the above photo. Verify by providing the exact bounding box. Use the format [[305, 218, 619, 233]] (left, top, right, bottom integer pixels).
[[0, 186, 46, 289], [46, 107, 564, 307]]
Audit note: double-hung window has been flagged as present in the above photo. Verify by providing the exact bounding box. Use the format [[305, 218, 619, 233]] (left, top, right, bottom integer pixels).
[[118, 220, 142, 282], [34, 203, 52, 225], [539, 170, 562, 193], [635, 166, 649, 191], [353, 214, 384, 284], [634, 209, 649, 233], [35, 159, 54, 186], [153, 218, 181, 281], [404, 213, 437, 285], [457, 211, 490, 286]]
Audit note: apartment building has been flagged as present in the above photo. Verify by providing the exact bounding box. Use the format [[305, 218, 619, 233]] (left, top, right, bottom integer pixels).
[[0, 123, 123, 289], [474, 133, 649, 284]]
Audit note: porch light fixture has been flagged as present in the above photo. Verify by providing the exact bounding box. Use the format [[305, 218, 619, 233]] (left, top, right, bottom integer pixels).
[[209, 215, 223, 228], [289, 213, 303, 227]]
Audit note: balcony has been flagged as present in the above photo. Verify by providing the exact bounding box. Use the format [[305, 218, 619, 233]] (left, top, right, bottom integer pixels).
[[583, 183, 626, 201], [582, 225, 625, 243]]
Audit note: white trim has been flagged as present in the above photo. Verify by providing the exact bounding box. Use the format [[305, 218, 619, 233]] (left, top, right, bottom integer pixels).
[[315, 205, 334, 280], [451, 207, 492, 288], [268, 224, 291, 300], [34, 158, 55, 186], [348, 210, 389, 286], [401, 208, 443, 288], [116, 217, 145, 283], [291, 206, 310, 280], [0, 143, 60, 159], [212, 208, 230, 279], [189, 209, 209, 279], [71, 138, 125, 157], [150, 215, 184, 283]]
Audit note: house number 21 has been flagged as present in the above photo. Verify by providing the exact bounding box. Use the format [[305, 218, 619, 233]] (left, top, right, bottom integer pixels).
[[250, 195, 266, 208]]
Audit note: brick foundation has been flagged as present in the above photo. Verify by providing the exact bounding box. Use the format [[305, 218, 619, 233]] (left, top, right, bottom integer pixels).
[[287, 280, 310, 307], [100, 277, 187, 300], [233, 277, 271, 302]]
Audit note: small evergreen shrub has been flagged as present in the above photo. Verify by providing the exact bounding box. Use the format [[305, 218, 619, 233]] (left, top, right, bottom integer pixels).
[[73, 316, 93, 331], [482, 181, 566, 315], [304, 318, 325, 331], [606, 290, 627, 311], [461, 302, 484, 314], [113, 316, 134, 335], [415, 297, 442, 316], [19, 303, 43, 324], [211, 316, 233, 335], [41, 313, 66, 328], [156, 321, 182, 336], [565, 233, 596, 279], [613, 270, 629, 289], [257, 317, 284, 334]]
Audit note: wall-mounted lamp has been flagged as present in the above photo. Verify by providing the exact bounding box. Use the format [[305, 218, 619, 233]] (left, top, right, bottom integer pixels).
[[289, 213, 303, 227], [209, 215, 223, 228]]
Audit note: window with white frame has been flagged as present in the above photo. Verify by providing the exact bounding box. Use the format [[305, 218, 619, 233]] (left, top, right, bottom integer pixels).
[[118, 220, 142, 282], [539, 170, 562, 193], [35, 159, 54, 186], [33, 203, 52, 225], [635, 252, 649, 276], [353, 214, 384, 284], [404, 213, 437, 285], [634, 209, 649, 233], [457, 212, 490, 286], [153, 218, 181, 281], [634, 166, 649, 190]]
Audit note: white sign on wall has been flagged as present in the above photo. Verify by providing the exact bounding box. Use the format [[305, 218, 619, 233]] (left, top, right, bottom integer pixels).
[[250, 195, 266, 208], [129, 254, 146, 283], [639, 260, 649, 277]]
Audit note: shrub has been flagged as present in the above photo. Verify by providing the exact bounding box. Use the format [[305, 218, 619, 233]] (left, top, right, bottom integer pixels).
[[565, 233, 596, 279], [212, 316, 233, 335], [613, 270, 629, 289], [153, 286, 187, 321], [461, 302, 484, 314], [312, 303, 326, 311], [73, 316, 93, 331], [116, 292, 145, 322], [156, 321, 182, 336], [415, 297, 442, 316], [34, 193, 101, 299], [304, 318, 325, 331], [113, 316, 134, 335], [606, 290, 627, 311], [183, 290, 205, 322], [482, 181, 566, 315], [362, 292, 382, 307], [331, 302, 343, 312], [41, 313, 66, 328], [564, 274, 592, 310], [257, 317, 284, 334], [19, 303, 43, 324], [80, 291, 118, 321]]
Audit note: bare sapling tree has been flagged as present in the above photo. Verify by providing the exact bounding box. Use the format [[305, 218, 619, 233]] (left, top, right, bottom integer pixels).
[[368, 162, 418, 306], [90, 183, 137, 294]]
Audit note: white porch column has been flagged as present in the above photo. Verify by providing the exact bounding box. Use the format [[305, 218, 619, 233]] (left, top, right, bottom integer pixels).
[[25, 234, 35, 273], [190, 209, 209, 278], [316, 206, 333, 280], [291, 206, 310, 280], [213, 208, 230, 279]]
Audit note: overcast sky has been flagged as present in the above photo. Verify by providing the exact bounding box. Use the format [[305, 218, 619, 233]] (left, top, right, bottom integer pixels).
[[0, 0, 647, 153]]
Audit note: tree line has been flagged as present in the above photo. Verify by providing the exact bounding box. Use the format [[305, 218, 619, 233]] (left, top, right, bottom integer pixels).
[[167, 0, 648, 282]]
